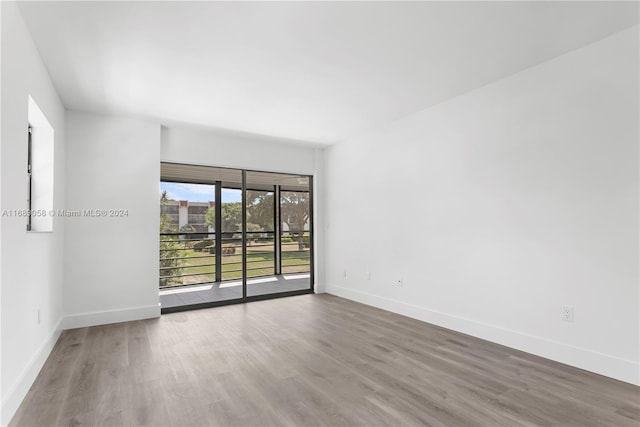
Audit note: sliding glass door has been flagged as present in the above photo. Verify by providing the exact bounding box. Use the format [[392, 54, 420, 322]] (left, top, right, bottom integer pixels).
[[159, 172, 244, 309], [245, 171, 312, 297], [158, 163, 313, 312]]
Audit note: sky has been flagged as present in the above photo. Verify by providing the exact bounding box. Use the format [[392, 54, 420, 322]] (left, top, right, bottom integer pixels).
[[160, 182, 241, 203]]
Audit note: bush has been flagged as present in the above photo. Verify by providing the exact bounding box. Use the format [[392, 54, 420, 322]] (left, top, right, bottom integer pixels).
[[193, 239, 214, 252], [221, 246, 236, 255], [281, 237, 293, 243]]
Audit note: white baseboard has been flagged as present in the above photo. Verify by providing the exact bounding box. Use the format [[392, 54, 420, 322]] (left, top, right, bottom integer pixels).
[[1, 318, 63, 427], [61, 304, 161, 330], [325, 284, 640, 386]]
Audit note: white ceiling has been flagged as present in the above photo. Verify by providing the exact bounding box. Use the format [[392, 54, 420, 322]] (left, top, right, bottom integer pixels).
[[18, 1, 639, 145]]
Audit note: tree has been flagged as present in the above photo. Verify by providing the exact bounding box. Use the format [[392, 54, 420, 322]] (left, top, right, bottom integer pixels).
[[205, 207, 215, 230], [205, 202, 243, 232], [281, 191, 309, 250], [203, 191, 310, 249], [222, 203, 243, 232], [246, 191, 274, 231], [159, 191, 183, 287]]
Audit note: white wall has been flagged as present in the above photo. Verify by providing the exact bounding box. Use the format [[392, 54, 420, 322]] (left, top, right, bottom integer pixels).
[[161, 124, 326, 292], [0, 1, 66, 424], [0, 3, 4, 422], [313, 148, 326, 293], [64, 111, 161, 328], [325, 26, 639, 385]]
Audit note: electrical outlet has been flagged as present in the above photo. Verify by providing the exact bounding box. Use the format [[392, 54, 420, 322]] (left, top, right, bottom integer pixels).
[[562, 305, 574, 322]]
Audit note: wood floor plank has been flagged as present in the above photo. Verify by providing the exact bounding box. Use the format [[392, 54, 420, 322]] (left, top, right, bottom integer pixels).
[[9, 294, 640, 426]]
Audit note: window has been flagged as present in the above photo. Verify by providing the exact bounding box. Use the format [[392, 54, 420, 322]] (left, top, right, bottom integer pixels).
[[27, 124, 33, 230], [27, 95, 54, 232]]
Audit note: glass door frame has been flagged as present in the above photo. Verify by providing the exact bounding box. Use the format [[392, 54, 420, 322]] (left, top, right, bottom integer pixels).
[[160, 162, 314, 314]]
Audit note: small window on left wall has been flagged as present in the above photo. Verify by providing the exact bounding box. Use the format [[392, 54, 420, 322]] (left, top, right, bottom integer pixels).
[[27, 95, 54, 232]]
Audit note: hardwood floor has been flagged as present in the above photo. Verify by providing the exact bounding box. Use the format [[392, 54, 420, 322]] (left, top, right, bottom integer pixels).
[[10, 294, 640, 426]]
